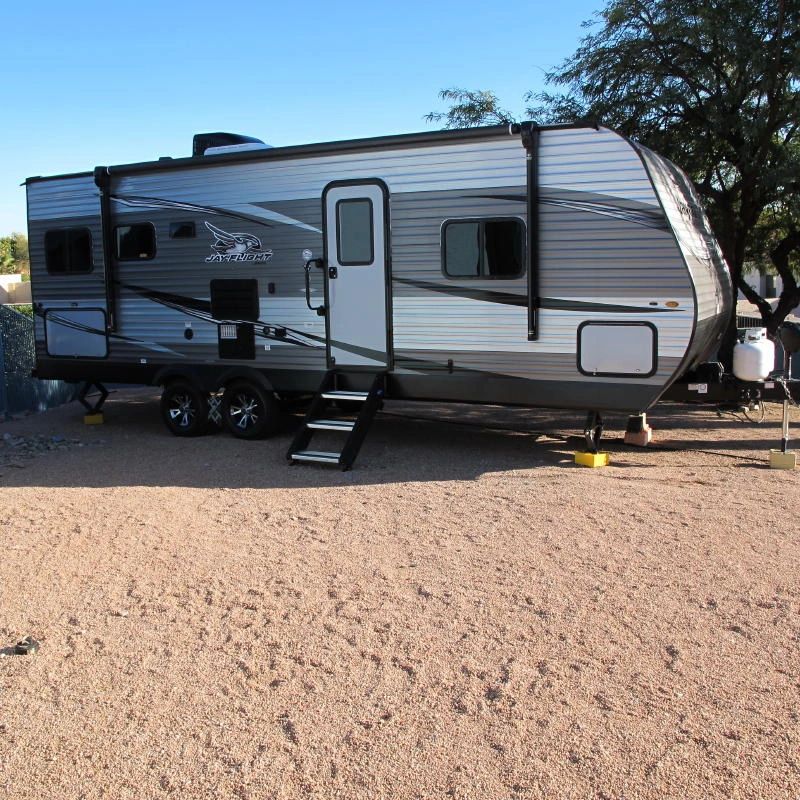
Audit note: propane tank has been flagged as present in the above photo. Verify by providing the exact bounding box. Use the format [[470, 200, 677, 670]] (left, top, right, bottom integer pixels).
[[733, 328, 775, 382]]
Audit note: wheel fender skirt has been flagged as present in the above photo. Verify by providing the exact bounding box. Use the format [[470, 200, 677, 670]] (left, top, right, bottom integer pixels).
[[218, 368, 274, 394], [152, 366, 210, 392]]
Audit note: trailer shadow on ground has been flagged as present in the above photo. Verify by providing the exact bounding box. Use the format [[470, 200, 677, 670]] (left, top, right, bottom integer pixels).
[[0, 389, 793, 490]]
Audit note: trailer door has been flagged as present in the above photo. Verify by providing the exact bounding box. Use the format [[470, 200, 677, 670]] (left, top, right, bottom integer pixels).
[[323, 181, 390, 368]]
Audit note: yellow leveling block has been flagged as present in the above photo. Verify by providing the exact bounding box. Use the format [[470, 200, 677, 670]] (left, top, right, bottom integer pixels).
[[769, 450, 797, 470], [83, 412, 104, 425], [574, 451, 610, 468]]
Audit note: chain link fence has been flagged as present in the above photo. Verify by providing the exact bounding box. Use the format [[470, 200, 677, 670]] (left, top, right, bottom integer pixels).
[[0, 306, 79, 419]]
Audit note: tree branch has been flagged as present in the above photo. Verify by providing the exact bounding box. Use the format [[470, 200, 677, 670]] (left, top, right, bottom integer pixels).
[[737, 275, 774, 322]]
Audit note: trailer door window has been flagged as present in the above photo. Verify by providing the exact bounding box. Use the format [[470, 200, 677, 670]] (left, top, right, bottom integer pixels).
[[115, 223, 156, 260], [44, 228, 93, 274], [443, 218, 524, 279], [336, 198, 374, 265]]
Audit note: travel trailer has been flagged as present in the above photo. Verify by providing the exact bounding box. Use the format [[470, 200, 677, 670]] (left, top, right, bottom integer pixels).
[[25, 122, 733, 467]]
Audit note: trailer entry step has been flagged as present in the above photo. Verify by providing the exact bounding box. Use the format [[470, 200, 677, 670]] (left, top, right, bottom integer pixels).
[[290, 450, 342, 464], [287, 371, 385, 470], [321, 390, 369, 401], [307, 419, 356, 432]]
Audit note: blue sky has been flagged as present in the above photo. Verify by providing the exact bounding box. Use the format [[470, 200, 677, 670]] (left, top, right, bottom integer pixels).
[[0, 0, 598, 234]]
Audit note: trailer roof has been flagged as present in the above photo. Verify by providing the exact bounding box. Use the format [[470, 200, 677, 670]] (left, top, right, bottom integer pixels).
[[26, 124, 523, 185]]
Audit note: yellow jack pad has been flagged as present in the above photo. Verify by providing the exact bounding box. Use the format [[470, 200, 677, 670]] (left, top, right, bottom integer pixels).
[[575, 451, 610, 468], [769, 450, 797, 470], [84, 412, 104, 425]]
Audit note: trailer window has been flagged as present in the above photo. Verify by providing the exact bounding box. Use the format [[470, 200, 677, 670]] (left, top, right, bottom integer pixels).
[[44, 228, 93, 274], [443, 218, 524, 279], [115, 223, 156, 260], [336, 198, 374, 265]]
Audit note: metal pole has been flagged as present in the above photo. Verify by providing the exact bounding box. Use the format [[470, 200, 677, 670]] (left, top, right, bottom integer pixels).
[[0, 324, 7, 420], [782, 350, 792, 454]]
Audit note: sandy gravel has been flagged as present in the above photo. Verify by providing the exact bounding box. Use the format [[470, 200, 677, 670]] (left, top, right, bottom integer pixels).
[[0, 390, 798, 799]]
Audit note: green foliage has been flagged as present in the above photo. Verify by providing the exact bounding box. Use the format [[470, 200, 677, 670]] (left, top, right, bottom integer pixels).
[[426, 88, 515, 129], [0, 233, 29, 277], [0, 237, 15, 275]]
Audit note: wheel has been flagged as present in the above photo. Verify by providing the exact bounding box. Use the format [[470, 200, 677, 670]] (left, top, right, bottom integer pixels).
[[160, 381, 210, 437], [222, 380, 280, 439]]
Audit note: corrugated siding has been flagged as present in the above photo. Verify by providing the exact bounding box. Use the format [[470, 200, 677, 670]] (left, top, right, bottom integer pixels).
[[539, 128, 658, 201], [113, 137, 526, 203], [390, 128, 694, 390], [634, 144, 732, 367], [636, 144, 733, 338], [26, 129, 702, 403], [27, 177, 106, 363], [26, 175, 99, 220]]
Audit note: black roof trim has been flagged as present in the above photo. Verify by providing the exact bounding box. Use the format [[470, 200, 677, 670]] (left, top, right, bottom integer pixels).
[[25, 169, 95, 185], [25, 122, 599, 185]]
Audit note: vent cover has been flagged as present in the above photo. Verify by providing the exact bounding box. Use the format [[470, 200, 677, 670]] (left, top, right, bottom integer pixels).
[[193, 133, 268, 157]]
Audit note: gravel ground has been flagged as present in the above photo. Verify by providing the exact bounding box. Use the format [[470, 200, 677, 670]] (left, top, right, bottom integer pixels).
[[0, 389, 798, 799]]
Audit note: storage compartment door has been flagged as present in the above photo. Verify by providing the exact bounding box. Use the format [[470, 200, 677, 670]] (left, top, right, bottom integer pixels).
[[578, 322, 657, 377], [45, 308, 108, 358]]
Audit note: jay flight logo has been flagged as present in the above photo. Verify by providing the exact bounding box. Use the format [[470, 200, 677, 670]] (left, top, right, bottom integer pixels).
[[204, 221, 273, 263]]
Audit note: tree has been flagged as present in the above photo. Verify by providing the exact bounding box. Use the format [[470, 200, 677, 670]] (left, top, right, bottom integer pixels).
[[0, 236, 16, 275], [746, 195, 800, 332], [0, 233, 29, 278], [425, 89, 514, 129], [12, 233, 29, 278], [429, 0, 800, 360]]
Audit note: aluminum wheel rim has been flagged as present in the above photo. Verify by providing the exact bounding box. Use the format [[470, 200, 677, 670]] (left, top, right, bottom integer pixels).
[[168, 393, 196, 428], [229, 392, 261, 430]]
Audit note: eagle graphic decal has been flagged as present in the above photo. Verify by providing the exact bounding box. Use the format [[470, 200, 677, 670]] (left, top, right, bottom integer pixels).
[[204, 221, 273, 263]]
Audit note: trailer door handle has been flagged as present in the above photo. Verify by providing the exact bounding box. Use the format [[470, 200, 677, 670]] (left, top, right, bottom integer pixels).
[[304, 258, 326, 315]]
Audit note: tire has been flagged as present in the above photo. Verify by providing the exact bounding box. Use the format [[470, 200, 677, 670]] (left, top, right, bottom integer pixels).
[[222, 380, 280, 439], [160, 381, 210, 437]]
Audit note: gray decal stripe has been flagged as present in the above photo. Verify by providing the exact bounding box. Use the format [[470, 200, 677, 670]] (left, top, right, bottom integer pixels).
[[538, 298, 673, 314], [117, 282, 321, 349], [112, 194, 274, 228], [475, 192, 668, 230], [540, 197, 668, 230], [475, 194, 526, 203], [393, 276, 526, 307], [393, 354, 525, 379], [118, 281, 212, 313], [42, 310, 185, 356], [112, 195, 322, 233], [328, 339, 387, 363], [392, 277, 674, 313]]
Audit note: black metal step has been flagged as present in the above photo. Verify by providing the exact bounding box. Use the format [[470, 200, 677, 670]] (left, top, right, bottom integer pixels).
[[287, 370, 385, 470], [321, 390, 369, 401], [290, 450, 341, 464], [306, 419, 356, 432]]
